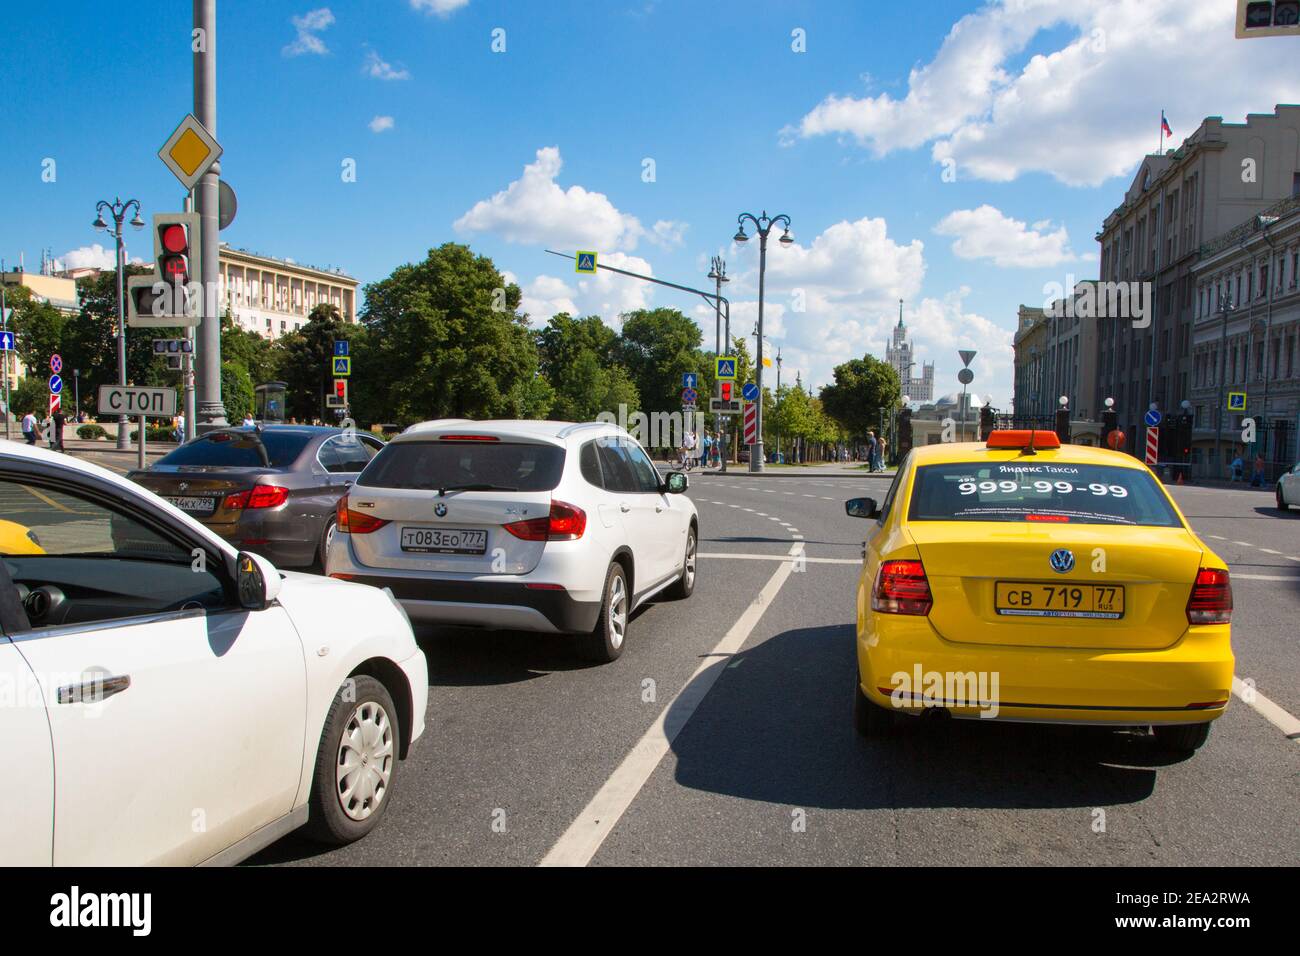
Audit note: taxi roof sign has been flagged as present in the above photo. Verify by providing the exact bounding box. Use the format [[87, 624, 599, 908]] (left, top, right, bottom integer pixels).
[[159, 114, 223, 191], [986, 429, 1060, 450]]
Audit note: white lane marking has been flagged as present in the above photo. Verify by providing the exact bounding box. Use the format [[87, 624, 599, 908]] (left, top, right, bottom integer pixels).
[[1232, 677, 1300, 742], [1259, 548, 1282, 555], [698, 552, 859, 565], [539, 546, 800, 867], [1232, 573, 1300, 581], [1232, 541, 1254, 548], [821, 496, 834, 501], [1206, 534, 1226, 540]]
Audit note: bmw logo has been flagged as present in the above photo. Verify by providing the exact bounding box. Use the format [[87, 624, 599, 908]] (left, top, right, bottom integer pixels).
[[1049, 549, 1075, 574], [434, 502, 447, 518]]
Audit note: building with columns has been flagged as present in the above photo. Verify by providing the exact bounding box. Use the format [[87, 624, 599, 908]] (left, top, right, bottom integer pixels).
[[886, 300, 934, 402], [217, 245, 358, 340]]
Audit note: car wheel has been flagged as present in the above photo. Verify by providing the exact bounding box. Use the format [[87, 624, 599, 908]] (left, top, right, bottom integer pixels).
[[318, 516, 338, 568], [579, 562, 629, 662], [853, 679, 894, 738], [1152, 721, 1211, 755], [304, 675, 401, 845], [664, 524, 697, 600], [1278, 486, 1290, 512]]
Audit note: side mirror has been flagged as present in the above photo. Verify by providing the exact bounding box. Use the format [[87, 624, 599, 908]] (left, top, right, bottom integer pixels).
[[664, 471, 689, 494], [845, 497, 880, 520], [236, 551, 283, 609]]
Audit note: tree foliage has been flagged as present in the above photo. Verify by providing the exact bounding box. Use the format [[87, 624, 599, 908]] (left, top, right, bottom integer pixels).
[[819, 355, 901, 438]]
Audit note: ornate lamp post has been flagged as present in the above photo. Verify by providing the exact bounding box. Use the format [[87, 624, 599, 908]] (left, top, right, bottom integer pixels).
[[733, 211, 792, 472], [93, 197, 145, 448]]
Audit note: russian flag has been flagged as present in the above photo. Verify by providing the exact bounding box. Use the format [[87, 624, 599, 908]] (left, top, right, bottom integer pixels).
[[1161, 111, 1173, 137]]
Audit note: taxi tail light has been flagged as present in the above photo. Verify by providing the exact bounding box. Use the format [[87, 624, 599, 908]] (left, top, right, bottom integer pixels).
[[1186, 568, 1232, 624], [504, 500, 587, 541], [223, 485, 289, 510], [336, 494, 390, 534], [872, 560, 933, 616]]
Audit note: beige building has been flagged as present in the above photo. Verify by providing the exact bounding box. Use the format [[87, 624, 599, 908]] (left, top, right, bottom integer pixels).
[[1093, 104, 1300, 456], [217, 245, 359, 341], [1012, 305, 1048, 417], [1190, 195, 1300, 479], [1, 269, 82, 392]]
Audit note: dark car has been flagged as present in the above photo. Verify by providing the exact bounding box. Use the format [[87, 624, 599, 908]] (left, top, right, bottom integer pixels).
[[127, 425, 385, 568]]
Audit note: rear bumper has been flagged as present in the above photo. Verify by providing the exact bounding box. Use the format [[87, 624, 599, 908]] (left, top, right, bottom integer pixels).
[[858, 617, 1234, 725], [340, 574, 602, 634]]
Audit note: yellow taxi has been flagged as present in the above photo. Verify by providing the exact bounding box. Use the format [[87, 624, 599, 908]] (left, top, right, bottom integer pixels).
[[0, 519, 44, 555], [846, 430, 1233, 754]]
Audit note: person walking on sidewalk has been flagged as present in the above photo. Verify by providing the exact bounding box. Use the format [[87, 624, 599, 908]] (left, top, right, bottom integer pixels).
[[21, 409, 38, 445], [50, 408, 66, 452]]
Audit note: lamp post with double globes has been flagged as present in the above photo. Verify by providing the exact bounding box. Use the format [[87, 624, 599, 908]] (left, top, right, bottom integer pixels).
[[93, 198, 145, 449], [733, 211, 792, 472]]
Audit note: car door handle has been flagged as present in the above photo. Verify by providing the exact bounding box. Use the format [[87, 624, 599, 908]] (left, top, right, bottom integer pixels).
[[655, 505, 664, 512], [620, 503, 631, 513], [57, 674, 130, 704]]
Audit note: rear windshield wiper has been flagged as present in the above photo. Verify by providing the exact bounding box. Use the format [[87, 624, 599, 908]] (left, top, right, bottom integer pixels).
[[437, 483, 518, 497]]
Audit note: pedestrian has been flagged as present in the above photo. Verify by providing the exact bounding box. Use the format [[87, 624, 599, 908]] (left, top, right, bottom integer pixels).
[[1229, 451, 1244, 482], [865, 432, 877, 471], [242, 413, 256, 427], [21, 409, 38, 445], [878, 435, 889, 469], [51, 408, 66, 451], [172, 413, 186, 444], [1251, 453, 1265, 488]]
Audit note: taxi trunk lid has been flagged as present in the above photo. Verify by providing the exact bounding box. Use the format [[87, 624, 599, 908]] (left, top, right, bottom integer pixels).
[[907, 522, 1205, 649]]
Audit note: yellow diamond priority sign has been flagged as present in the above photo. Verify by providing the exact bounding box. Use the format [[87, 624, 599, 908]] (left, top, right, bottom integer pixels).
[[158, 114, 222, 191]]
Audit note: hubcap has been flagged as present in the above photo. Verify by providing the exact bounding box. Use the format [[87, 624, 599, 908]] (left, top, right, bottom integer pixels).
[[684, 533, 697, 588], [325, 521, 337, 555], [335, 700, 394, 822], [608, 573, 628, 649]]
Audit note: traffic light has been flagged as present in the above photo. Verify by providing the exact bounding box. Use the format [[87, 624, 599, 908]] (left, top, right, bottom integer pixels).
[[1236, 0, 1300, 37], [720, 381, 732, 402], [127, 212, 203, 328], [326, 378, 348, 408]]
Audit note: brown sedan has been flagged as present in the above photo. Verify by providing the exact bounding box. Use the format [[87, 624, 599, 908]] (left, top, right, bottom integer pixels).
[[128, 425, 385, 568]]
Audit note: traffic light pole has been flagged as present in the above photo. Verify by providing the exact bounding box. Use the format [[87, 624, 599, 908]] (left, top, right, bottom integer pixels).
[[193, 0, 227, 433]]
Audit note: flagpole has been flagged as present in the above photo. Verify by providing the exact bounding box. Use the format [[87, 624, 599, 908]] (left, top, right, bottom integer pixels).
[[1158, 112, 1164, 155]]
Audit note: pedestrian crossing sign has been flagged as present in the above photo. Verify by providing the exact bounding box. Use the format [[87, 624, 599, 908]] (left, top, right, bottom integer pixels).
[[1227, 391, 1246, 411], [576, 251, 598, 274], [715, 356, 737, 381], [333, 356, 351, 377]]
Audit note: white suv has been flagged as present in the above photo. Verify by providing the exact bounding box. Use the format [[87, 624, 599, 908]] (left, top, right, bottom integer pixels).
[[326, 420, 698, 661]]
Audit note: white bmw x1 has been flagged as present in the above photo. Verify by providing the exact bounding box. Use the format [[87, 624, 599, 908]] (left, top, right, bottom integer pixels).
[[327, 420, 698, 661]]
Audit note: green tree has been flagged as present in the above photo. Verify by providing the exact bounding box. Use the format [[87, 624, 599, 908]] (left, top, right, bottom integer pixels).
[[618, 308, 703, 413], [221, 310, 277, 386], [537, 313, 639, 421], [72, 267, 184, 396], [274, 304, 364, 422], [358, 243, 540, 426], [221, 362, 255, 423], [819, 355, 901, 439], [8, 286, 68, 374]]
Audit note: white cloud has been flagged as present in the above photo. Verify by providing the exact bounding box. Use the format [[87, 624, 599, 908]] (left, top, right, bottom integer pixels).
[[369, 115, 395, 133], [648, 219, 688, 249], [283, 7, 334, 57], [790, 0, 1300, 186], [363, 50, 410, 81], [56, 244, 117, 271], [454, 146, 644, 251], [410, 0, 469, 17], [518, 252, 657, 328], [933, 205, 1078, 268]]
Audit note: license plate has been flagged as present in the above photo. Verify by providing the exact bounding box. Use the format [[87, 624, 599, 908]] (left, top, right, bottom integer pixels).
[[165, 495, 216, 515], [995, 582, 1125, 619], [400, 526, 487, 555]]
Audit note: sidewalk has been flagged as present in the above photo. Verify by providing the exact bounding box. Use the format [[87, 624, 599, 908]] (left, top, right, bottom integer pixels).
[[695, 462, 897, 479]]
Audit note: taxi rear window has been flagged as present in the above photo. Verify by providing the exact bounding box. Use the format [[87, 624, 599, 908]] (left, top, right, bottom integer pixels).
[[907, 461, 1182, 526]]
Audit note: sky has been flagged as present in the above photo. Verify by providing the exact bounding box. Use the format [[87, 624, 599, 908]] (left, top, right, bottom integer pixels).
[[4, 0, 1300, 408]]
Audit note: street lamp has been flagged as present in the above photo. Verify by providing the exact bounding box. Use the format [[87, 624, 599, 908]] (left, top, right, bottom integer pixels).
[[707, 257, 730, 472], [94, 197, 145, 448], [734, 210, 792, 472]]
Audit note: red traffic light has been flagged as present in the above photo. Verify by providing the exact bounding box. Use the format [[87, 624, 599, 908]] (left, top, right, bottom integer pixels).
[[720, 382, 732, 401], [160, 224, 188, 254], [334, 380, 346, 399]]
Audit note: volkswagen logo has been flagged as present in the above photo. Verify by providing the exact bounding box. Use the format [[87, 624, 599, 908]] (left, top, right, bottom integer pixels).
[[434, 502, 447, 518], [1049, 549, 1075, 574]]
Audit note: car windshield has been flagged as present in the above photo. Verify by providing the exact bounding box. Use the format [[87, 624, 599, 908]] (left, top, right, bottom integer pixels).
[[907, 461, 1182, 527], [155, 429, 313, 469], [357, 440, 566, 492]]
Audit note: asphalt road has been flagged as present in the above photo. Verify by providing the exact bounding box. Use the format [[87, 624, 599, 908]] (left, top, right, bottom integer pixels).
[[241, 472, 1299, 868]]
